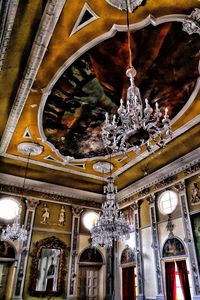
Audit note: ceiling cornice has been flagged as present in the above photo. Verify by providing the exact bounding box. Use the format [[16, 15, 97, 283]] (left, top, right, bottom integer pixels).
[[117, 147, 200, 202]]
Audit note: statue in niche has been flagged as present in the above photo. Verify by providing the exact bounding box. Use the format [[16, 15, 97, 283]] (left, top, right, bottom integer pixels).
[[58, 206, 66, 226], [191, 182, 200, 204], [41, 204, 50, 224]]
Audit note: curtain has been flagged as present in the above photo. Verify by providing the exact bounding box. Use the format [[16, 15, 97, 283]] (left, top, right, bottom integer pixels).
[[165, 261, 176, 300], [176, 260, 191, 300]]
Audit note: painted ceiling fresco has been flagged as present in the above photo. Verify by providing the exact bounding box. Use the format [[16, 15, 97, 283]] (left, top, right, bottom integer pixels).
[[42, 22, 200, 159]]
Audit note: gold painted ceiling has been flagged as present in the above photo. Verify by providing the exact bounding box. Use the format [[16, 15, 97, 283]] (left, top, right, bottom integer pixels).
[[0, 0, 200, 198]]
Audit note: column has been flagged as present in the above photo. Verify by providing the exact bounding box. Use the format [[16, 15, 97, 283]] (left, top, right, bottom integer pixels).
[[147, 194, 164, 300], [105, 247, 114, 300], [67, 206, 83, 299], [175, 181, 200, 299], [12, 198, 39, 300], [132, 201, 145, 300]]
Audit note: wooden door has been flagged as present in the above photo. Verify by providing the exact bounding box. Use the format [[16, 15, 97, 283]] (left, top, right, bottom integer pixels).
[[122, 266, 136, 300], [86, 269, 99, 300], [0, 263, 10, 300]]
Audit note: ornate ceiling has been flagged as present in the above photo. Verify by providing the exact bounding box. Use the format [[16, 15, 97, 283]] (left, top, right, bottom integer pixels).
[[0, 0, 199, 203]]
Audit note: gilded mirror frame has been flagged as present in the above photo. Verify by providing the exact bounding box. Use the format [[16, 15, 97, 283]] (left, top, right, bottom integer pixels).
[[29, 236, 67, 297]]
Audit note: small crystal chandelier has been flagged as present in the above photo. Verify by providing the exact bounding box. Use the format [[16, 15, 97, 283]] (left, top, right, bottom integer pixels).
[[91, 176, 130, 248], [101, 2, 172, 154], [0, 152, 33, 243], [1, 213, 27, 242]]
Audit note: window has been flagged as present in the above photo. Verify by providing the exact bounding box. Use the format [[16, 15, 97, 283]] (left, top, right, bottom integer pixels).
[[158, 190, 178, 215], [82, 211, 99, 230], [0, 197, 20, 220]]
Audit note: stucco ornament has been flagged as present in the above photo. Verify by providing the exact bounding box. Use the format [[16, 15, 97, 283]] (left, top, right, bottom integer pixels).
[[182, 8, 200, 35], [106, 0, 143, 12]]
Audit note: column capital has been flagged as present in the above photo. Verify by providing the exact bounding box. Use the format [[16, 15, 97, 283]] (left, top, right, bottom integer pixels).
[[146, 194, 155, 205], [25, 198, 40, 210], [72, 206, 83, 216], [173, 180, 186, 193], [131, 200, 139, 211]]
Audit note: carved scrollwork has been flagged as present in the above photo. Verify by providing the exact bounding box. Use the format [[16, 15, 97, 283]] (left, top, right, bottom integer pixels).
[[146, 194, 155, 205], [155, 175, 177, 189], [182, 8, 200, 36]]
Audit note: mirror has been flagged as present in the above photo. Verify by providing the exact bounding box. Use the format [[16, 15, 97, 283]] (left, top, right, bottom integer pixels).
[[30, 236, 67, 297]]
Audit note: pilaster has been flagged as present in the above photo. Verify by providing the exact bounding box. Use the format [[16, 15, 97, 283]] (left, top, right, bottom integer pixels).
[[132, 201, 145, 300], [147, 194, 165, 300], [12, 198, 39, 300], [66, 206, 83, 299], [175, 181, 200, 298]]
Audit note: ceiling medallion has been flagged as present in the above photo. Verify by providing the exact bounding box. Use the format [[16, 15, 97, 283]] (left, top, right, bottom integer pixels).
[[93, 161, 114, 173], [17, 142, 43, 156], [106, 0, 144, 12]]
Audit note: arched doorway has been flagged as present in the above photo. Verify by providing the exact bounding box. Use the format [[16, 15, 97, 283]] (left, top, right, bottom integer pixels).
[[77, 247, 104, 300], [0, 241, 16, 300], [121, 246, 136, 300], [162, 237, 192, 300]]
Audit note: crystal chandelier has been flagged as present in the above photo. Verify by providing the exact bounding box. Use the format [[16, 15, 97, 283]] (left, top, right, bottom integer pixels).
[[91, 176, 130, 248], [101, 3, 172, 154], [0, 151, 32, 243], [1, 213, 27, 242]]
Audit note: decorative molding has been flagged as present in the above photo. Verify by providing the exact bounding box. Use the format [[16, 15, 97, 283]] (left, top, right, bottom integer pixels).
[[0, 0, 19, 71], [118, 147, 200, 203], [0, 0, 66, 154], [184, 162, 200, 175], [69, 3, 99, 37], [182, 8, 200, 35], [114, 115, 200, 178], [4, 153, 108, 182], [0, 177, 102, 209], [166, 214, 175, 238], [37, 12, 199, 170], [72, 206, 84, 216], [0, 172, 103, 204], [33, 227, 71, 235], [25, 198, 40, 210], [23, 127, 32, 139], [173, 181, 186, 193], [155, 175, 177, 190], [146, 194, 155, 206]]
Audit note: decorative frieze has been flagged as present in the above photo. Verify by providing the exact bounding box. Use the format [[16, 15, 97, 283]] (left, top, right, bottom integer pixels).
[[184, 162, 200, 175], [0, 184, 101, 208], [138, 187, 150, 197], [154, 175, 177, 190]]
